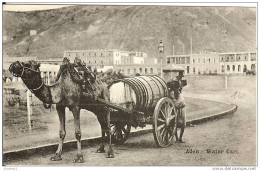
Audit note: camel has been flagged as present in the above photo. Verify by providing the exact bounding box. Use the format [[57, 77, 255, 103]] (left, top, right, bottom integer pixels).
[[9, 58, 115, 163]]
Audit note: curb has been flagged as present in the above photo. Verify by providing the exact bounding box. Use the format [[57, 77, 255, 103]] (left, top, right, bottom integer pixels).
[[3, 100, 237, 162]]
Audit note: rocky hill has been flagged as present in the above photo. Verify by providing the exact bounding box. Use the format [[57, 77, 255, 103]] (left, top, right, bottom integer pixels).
[[3, 5, 256, 59]]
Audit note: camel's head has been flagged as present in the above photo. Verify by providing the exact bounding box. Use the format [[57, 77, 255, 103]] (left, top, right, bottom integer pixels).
[[9, 60, 41, 77]]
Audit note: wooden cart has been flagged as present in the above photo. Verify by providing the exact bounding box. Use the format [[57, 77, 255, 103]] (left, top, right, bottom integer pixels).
[[97, 75, 184, 147]]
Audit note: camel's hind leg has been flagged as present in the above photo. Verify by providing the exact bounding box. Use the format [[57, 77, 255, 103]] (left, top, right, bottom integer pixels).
[[96, 107, 114, 158], [96, 114, 107, 153], [71, 106, 84, 163], [50, 105, 66, 161]]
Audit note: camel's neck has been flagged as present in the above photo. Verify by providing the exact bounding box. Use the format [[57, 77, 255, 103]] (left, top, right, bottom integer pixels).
[[21, 74, 61, 104]]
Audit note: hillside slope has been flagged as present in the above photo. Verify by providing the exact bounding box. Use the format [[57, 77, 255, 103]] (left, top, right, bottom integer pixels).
[[3, 5, 256, 59]]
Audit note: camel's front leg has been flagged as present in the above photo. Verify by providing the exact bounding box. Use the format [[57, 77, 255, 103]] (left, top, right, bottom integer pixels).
[[50, 105, 66, 161], [72, 106, 84, 163], [104, 108, 114, 158]]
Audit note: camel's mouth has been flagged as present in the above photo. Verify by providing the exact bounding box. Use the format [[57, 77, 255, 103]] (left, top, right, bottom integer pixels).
[[9, 61, 24, 77]]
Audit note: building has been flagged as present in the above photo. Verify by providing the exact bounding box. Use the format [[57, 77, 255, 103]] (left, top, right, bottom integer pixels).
[[113, 64, 160, 76], [64, 49, 156, 68], [166, 51, 257, 75], [64, 49, 159, 76], [166, 54, 190, 74], [219, 52, 256, 75]]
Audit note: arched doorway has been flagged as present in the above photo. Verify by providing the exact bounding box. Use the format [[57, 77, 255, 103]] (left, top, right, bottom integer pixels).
[[227, 65, 230, 72], [187, 66, 190, 74], [243, 65, 247, 73], [251, 64, 256, 72], [222, 65, 225, 73]]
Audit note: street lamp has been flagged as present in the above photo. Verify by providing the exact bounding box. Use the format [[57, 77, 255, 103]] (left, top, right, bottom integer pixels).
[[158, 40, 164, 78]]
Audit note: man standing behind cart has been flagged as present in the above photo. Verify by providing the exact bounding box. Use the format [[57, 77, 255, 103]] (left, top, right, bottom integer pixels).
[[167, 71, 187, 143]]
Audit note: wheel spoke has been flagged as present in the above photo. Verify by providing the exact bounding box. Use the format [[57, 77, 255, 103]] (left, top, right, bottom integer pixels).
[[164, 103, 168, 118], [168, 106, 173, 116], [160, 127, 166, 139], [164, 130, 169, 143], [157, 124, 165, 132], [157, 118, 165, 123], [160, 109, 166, 119]]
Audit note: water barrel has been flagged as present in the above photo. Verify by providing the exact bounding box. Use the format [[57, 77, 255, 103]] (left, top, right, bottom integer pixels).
[[109, 75, 168, 115]]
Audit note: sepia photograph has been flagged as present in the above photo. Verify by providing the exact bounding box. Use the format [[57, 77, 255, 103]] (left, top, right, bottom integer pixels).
[[2, 2, 257, 168]]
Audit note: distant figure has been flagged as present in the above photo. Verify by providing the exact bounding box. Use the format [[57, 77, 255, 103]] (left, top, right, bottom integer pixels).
[[167, 71, 187, 143], [135, 73, 141, 76]]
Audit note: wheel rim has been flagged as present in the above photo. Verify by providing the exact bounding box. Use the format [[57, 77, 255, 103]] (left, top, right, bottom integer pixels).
[[111, 123, 131, 145], [153, 97, 176, 147]]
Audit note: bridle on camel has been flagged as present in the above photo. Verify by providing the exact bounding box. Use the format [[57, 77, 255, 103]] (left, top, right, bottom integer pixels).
[[9, 61, 53, 109]]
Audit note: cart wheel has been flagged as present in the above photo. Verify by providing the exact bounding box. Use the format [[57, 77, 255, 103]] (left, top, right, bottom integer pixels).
[[111, 123, 131, 145], [153, 97, 177, 147]]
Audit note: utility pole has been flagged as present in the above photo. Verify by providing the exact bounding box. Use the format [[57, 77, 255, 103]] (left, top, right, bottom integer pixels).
[[190, 36, 192, 55], [222, 25, 228, 90]]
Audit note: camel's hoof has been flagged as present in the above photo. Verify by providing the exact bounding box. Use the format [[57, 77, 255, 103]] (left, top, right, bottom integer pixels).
[[96, 148, 106, 153], [73, 155, 84, 163], [106, 152, 115, 158], [175, 140, 185, 143], [179, 140, 185, 143], [50, 155, 62, 161]]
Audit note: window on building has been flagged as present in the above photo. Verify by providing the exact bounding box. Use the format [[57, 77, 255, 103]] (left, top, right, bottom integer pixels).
[[193, 67, 196, 74], [140, 68, 142, 73], [222, 57, 224, 61], [193, 59, 195, 64], [243, 65, 247, 72], [238, 65, 241, 72], [209, 58, 210, 63], [227, 57, 229, 62], [222, 65, 225, 72], [232, 65, 235, 71], [127, 69, 131, 74], [167, 58, 170, 64], [187, 66, 189, 74], [150, 68, 153, 74], [101, 53, 103, 57], [227, 65, 230, 71], [95, 60, 96, 63], [145, 68, 148, 74]]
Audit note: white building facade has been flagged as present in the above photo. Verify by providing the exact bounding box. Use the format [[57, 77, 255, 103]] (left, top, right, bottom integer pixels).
[[166, 51, 256, 75]]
